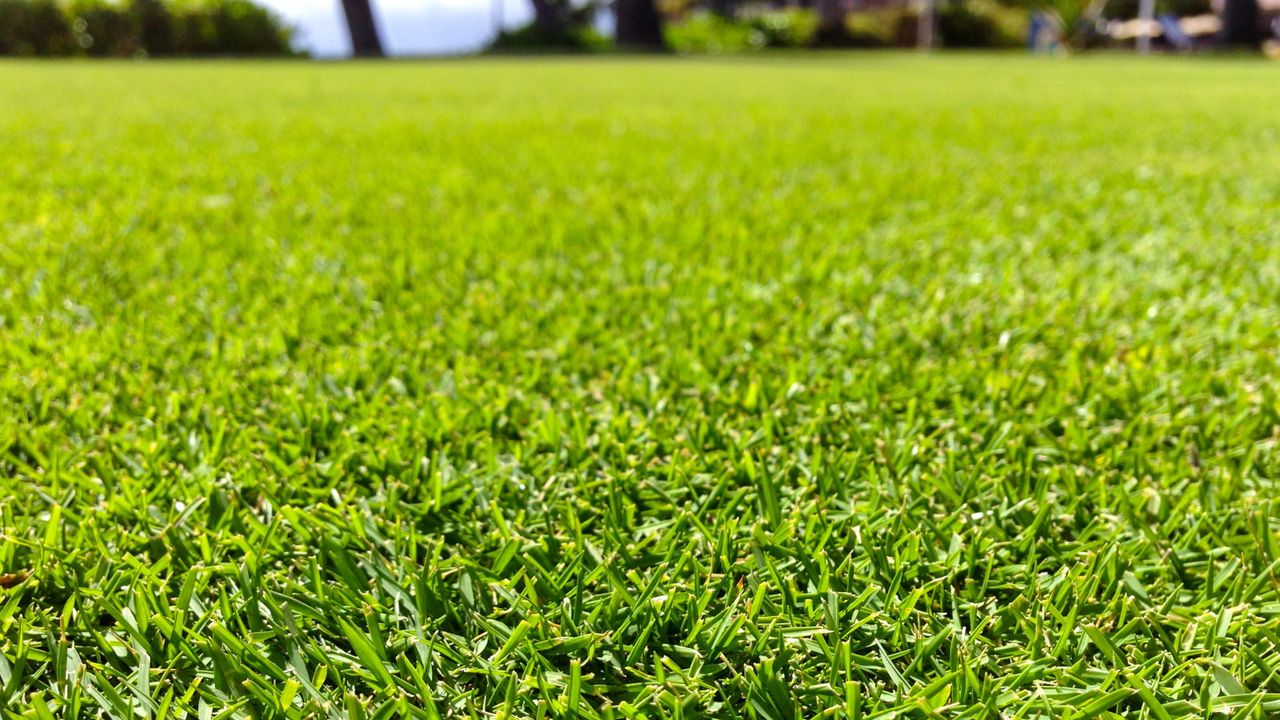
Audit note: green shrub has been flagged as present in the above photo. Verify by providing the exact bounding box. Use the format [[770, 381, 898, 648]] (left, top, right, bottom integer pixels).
[[0, 0, 293, 56], [666, 12, 762, 52], [70, 0, 140, 56], [173, 0, 294, 55], [673, 3, 1020, 50], [666, 9, 819, 53], [936, 1, 1021, 47], [1102, 0, 1213, 17], [747, 8, 819, 47], [875, 1, 1021, 48], [844, 8, 907, 47], [133, 0, 176, 55], [209, 0, 291, 54], [490, 22, 611, 52], [0, 0, 76, 55]]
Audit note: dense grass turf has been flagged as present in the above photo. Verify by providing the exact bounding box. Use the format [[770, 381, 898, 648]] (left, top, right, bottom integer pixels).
[[3, 55, 1280, 718]]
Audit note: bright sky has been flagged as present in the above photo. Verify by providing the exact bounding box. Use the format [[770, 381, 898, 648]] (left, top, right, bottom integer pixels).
[[260, 0, 535, 56]]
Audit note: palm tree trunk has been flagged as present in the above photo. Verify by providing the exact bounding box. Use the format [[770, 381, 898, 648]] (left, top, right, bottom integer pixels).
[[1218, 0, 1261, 48], [529, 0, 568, 33], [813, 0, 849, 45], [340, 0, 385, 57], [615, 0, 666, 50]]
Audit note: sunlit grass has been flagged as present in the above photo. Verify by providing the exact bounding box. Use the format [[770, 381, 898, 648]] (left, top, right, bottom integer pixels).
[[3, 55, 1280, 718]]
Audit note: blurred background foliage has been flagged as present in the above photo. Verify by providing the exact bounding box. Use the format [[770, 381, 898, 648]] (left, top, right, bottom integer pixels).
[[0, 0, 1263, 60], [0, 0, 295, 56], [664, 3, 1024, 52]]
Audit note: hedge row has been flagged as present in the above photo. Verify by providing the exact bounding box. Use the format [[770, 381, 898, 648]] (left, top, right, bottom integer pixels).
[[0, 0, 295, 56]]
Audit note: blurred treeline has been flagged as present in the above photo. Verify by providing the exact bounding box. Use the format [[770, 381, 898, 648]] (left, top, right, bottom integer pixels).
[[494, 2, 1032, 52], [659, 3, 1027, 51], [495, 0, 1219, 53], [0, 0, 294, 56]]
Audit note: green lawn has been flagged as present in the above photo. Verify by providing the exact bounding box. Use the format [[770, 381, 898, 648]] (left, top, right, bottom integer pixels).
[[3, 55, 1280, 718]]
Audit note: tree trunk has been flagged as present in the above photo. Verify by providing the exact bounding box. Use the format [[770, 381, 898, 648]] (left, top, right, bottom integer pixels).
[[917, 0, 936, 49], [1218, 0, 1261, 48], [529, 0, 569, 34], [615, 0, 666, 50], [813, 0, 849, 45], [340, 0, 385, 57]]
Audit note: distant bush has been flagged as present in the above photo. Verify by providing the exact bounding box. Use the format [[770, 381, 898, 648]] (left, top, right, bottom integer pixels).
[[490, 22, 611, 52], [936, 1, 1022, 47], [1102, 0, 1213, 18], [133, 0, 176, 54], [0, 0, 295, 57], [747, 8, 819, 47], [0, 0, 76, 55], [844, 8, 906, 47], [882, 1, 1022, 48], [666, 12, 762, 52], [669, 3, 1018, 52], [666, 9, 819, 53], [71, 0, 140, 56], [174, 0, 295, 56]]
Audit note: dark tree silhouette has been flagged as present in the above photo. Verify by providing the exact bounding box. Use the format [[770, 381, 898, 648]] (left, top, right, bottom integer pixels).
[[615, 0, 666, 49], [812, 0, 850, 45], [1218, 0, 1261, 48], [340, 0, 385, 57], [133, 0, 175, 55], [707, 0, 736, 19], [529, 0, 572, 35]]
